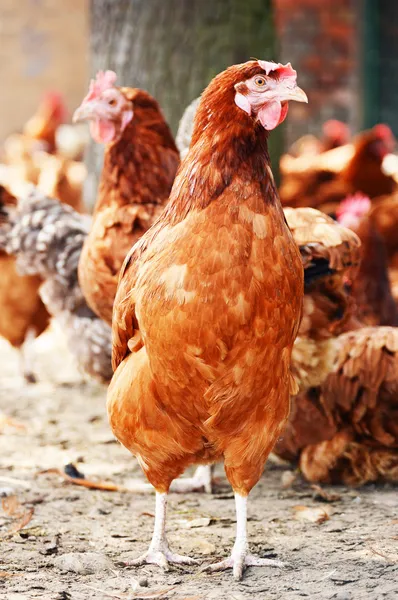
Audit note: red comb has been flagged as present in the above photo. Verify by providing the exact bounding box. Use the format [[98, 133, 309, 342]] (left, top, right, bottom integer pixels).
[[323, 120, 349, 140], [336, 193, 371, 221], [83, 70, 118, 103], [257, 60, 297, 79], [42, 90, 67, 121], [372, 123, 394, 141]]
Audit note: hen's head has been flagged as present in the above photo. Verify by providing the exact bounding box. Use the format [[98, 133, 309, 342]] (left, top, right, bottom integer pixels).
[[73, 71, 134, 144], [355, 123, 396, 161], [322, 120, 350, 147], [193, 60, 307, 143]]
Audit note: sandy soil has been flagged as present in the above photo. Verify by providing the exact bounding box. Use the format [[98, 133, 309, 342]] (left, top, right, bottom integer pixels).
[[0, 328, 397, 600]]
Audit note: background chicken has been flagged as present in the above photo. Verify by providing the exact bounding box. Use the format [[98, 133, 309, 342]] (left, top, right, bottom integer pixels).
[[279, 328, 398, 486], [22, 91, 68, 153], [73, 71, 180, 324], [0, 189, 112, 384], [336, 194, 398, 327], [285, 207, 361, 393], [0, 186, 50, 383], [279, 124, 397, 212], [275, 200, 398, 485]]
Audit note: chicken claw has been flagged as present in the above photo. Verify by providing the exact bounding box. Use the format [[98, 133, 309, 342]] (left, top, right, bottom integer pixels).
[[126, 544, 197, 570], [204, 493, 285, 580], [205, 551, 284, 580], [126, 491, 197, 571]]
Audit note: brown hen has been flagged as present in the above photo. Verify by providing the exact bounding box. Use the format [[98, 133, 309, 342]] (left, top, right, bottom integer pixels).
[[0, 186, 50, 382], [298, 327, 398, 485], [280, 124, 397, 211], [285, 207, 361, 393], [74, 71, 180, 325], [108, 60, 307, 579]]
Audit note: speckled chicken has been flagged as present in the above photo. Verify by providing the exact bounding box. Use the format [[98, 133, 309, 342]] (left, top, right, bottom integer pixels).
[[1, 190, 112, 384]]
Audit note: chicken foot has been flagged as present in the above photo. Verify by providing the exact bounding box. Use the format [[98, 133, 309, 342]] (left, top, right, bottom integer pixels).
[[169, 465, 213, 494], [205, 493, 285, 580], [126, 492, 198, 570]]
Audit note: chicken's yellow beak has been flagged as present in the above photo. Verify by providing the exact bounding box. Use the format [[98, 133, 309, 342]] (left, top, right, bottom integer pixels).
[[282, 86, 308, 104]]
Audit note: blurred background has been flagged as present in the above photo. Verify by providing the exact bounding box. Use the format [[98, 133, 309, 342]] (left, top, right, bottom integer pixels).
[[1, 1, 397, 148]]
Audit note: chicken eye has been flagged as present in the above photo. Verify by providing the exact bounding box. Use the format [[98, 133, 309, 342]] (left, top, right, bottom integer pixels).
[[254, 76, 266, 87], [108, 98, 117, 106]]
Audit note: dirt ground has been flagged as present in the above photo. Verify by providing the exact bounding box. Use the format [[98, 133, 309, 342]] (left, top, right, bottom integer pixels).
[[0, 328, 397, 600]]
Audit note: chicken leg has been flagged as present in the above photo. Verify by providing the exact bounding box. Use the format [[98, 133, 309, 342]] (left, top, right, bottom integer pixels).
[[126, 492, 197, 569], [169, 465, 213, 494], [205, 493, 284, 580], [19, 326, 37, 384]]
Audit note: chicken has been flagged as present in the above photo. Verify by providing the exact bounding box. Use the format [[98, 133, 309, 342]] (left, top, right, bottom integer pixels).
[[36, 153, 86, 214], [175, 97, 200, 159], [73, 71, 180, 324], [338, 124, 396, 200], [283, 327, 398, 486], [285, 207, 361, 393], [336, 194, 398, 327], [0, 186, 50, 383], [280, 124, 397, 211], [367, 193, 398, 301], [107, 60, 307, 579], [23, 91, 68, 153], [0, 189, 112, 384]]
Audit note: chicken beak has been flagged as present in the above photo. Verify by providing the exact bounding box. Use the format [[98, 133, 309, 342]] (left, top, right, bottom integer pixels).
[[282, 86, 308, 104], [73, 102, 97, 123]]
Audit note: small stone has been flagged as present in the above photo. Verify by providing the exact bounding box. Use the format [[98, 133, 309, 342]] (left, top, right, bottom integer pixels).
[[54, 552, 113, 574], [138, 577, 148, 587]]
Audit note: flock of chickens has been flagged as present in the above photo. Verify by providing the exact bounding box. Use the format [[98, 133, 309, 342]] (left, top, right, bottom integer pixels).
[[0, 60, 398, 579]]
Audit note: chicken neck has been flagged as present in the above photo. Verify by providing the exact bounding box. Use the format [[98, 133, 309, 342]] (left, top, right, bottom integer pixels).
[[94, 119, 177, 214]]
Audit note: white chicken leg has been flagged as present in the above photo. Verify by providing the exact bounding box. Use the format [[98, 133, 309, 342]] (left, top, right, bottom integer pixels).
[[127, 492, 197, 569], [206, 493, 285, 580], [170, 465, 213, 493]]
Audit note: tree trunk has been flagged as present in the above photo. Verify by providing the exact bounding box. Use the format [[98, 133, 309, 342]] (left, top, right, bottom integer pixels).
[[84, 0, 279, 208]]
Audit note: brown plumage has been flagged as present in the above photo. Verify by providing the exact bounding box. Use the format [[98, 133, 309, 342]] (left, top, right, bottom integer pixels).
[[285, 207, 361, 393], [276, 206, 398, 484], [0, 186, 50, 382], [347, 217, 398, 326], [280, 125, 397, 211], [298, 327, 398, 485], [76, 81, 179, 324], [338, 125, 396, 200], [368, 193, 398, 302], [336, 194, 398, 327], [108, 60, 306, 577]]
